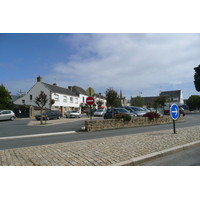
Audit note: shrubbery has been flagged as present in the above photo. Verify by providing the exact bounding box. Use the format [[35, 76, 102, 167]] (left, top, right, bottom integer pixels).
[[114, 112, 132, 122], [143, 112, 160, 120]]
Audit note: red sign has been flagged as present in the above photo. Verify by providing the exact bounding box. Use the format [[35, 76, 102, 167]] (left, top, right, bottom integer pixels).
[[86, 96, 95, 105]]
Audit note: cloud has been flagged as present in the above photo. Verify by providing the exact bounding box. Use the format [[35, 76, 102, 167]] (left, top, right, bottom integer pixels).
[[8, 33, 199, 99], [51, 33, 200, 98]]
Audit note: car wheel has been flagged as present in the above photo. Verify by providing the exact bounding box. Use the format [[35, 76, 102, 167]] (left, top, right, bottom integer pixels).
[[10, 116, 15, 121], [46, 117, 50, 120], [57, 116, 61, 119]]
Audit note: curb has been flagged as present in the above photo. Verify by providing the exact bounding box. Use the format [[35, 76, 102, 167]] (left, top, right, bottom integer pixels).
[[109, 140, 200, 166], [0, 131, 76, 140]]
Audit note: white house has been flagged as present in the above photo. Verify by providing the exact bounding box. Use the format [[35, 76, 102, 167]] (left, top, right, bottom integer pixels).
[[14, 76, 88, 115], [93, 93, 107, 109], [159, 90, 184, 109]]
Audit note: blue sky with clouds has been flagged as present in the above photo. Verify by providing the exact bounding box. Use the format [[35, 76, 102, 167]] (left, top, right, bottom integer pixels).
[[1, 33, 200, 100]]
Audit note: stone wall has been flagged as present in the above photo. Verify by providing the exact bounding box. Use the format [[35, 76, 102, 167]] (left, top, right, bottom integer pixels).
[[85, 115, 184, 132]]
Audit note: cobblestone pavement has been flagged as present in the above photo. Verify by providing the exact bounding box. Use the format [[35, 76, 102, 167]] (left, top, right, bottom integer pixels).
[[1, 125, 200, 166]]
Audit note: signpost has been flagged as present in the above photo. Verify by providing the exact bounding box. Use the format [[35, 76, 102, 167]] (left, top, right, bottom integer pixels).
[[86, 96, 95, 120], [170, 104, 179, 134]]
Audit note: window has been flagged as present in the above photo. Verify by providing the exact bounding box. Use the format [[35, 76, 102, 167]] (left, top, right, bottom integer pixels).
[[30, 95, 32, 100], [63, 96, 67, 102], [55, 94, 59, 102], [83, 97, 85, 102], [173, 97, 179, 102], [22, 100, 25, 104], [75, 98, 78, 104], [70, 97, 73, 103]]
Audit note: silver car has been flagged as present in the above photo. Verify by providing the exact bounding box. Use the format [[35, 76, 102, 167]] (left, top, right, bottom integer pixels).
[[94, 109, 106, 117], [0, 110, 16, 121], [130, 106, 147, 117], [66, 110, 81, 118]]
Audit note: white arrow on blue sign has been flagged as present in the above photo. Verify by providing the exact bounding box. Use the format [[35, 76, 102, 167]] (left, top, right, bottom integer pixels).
[[170, 104, 179, 120]]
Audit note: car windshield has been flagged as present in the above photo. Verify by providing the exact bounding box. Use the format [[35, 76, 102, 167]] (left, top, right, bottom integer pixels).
[[43, 111, 51, 114], [96, 109, 103, 112], [130, 107, 143, 111], [116, 108, 129, 113], [71, 110, 78, 113]]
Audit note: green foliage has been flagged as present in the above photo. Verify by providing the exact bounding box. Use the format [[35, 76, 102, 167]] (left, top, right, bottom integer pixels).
[[186, 95, 200, 110], [105, 87, 118, 108], [0, 84, 13, 109], [114, 99, 122, 107], [131, 96, 144, 107], [115, 112, 132, 122], [153, 96, 167, 107]]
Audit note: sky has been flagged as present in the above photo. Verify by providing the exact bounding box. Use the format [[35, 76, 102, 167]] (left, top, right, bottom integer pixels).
[[1, 33, 200, 100]]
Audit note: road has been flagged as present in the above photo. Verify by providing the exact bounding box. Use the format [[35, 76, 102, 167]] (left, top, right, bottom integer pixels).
[[0, 113, 200, 150], [140, 145, 200, 166]]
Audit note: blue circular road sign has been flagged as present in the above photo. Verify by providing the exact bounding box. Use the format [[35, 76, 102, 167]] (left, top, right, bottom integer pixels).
[[170, 104, 179, 120]]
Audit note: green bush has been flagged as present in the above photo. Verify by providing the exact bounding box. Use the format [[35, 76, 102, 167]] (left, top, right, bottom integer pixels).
[[114, 112, 132, 122]]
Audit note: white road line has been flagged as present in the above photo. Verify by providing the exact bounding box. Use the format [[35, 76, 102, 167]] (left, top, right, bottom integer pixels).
[[0, 131, 76, 140]]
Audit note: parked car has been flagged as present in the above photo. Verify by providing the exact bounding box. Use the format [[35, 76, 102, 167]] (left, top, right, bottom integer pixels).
[[84, 108, 97, 117], [0, 110, 16, 121], [104, 108, 137, 119], [35, 110, 62, 120], [121, 106, 147, 117], [66, 110, 81, 118], [94, 109, 106, 117], [120, 106, 147, 117]]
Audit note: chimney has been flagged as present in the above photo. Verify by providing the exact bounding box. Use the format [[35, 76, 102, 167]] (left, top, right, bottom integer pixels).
[[37, 76, 43, 82], [68, 86, 72, 91], [53, 83, 57, 86]]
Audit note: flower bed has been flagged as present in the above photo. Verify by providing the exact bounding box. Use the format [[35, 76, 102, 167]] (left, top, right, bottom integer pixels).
[[142, 112, 160, 120]]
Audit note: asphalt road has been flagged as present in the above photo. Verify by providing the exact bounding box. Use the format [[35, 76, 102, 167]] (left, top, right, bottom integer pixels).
[[140, 145, 200, 166], [0, 114, 200, 150]]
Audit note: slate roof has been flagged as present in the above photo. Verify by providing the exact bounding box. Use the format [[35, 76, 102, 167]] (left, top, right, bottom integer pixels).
[[160, 90, 181, 98], [72, 86, 87, 96], [142, 96, 157, 103], [42, 82, 78, 97]]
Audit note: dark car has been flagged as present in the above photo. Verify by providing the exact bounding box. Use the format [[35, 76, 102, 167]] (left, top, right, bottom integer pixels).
[[84, 108, 97, 117], [104, 108, 136, 119], [35, 110, 62, 120]]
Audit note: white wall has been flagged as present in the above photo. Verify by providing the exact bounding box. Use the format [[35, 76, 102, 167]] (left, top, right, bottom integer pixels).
[[14, 82, 51, 108]]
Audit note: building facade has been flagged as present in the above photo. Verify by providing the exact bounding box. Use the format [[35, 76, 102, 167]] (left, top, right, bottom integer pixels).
[[14, 76, 89, 115]]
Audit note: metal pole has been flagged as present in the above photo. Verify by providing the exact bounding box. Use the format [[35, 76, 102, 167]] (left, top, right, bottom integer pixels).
[[90, 105, 92, 120], [173, 120, 176, 134]]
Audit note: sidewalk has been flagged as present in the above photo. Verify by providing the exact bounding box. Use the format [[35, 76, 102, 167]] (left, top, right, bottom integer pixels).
[[1, 124, 200, 166]]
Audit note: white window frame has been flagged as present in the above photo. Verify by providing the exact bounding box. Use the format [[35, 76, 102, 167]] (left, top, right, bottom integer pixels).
[[55, 94, 59, 102], [70, 97, 73, 103], [63, 96, 67, 103]]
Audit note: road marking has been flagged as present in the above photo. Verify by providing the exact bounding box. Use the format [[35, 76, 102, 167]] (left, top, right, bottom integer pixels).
[[0, 131, 76, 140]]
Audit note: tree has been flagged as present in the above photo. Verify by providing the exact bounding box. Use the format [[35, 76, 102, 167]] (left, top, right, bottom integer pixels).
[[194, 64, 200, 92], [153, 96, 167, 113], [105, 87, 118, 118], [186, 95, 200, 111], [153, 96, 167, 107], [16, 90, 26, 99], [131, 96, 144, 107], [0, 84, 13, 109], [34, 91, 48, 124]]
